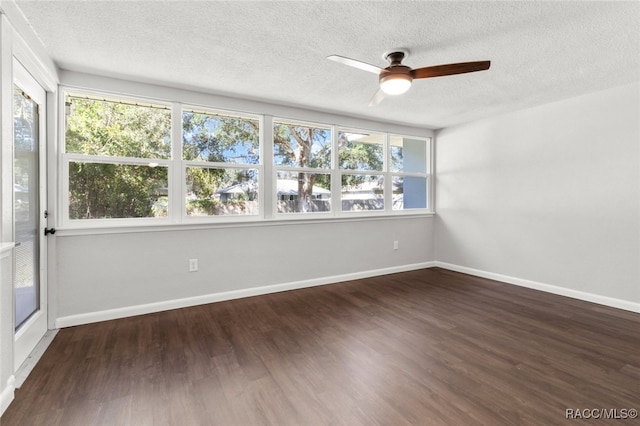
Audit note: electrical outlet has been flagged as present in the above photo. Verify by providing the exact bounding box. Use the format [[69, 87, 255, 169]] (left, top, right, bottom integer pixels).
[[189, 258, 198, 272], [393, 241, 399, 250]]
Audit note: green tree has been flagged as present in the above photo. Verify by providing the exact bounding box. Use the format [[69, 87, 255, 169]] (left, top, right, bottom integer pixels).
[[182, 112, 259, 215], [274, 124, 331, 211], [337, 133, 383, 186], [65, 97, 171, 219], [69, 162, 167, 219], [66, 99, 170, 158], [66, 97, 385, 218]]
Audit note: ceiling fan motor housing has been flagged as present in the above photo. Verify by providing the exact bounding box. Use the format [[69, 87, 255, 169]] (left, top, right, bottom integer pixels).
[[385, 51, 407, 66]]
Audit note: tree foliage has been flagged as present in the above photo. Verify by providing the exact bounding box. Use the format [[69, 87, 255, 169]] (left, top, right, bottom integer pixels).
[[69, 162, 167, 219], [183, 112, 259, 213], [65, 97, 387, 218], [65, 98, 171, 219], [66, 98, 171, 158], [273, 123, 332, 211], [182, 112, 259, 164], [337, 133, 383, 187]]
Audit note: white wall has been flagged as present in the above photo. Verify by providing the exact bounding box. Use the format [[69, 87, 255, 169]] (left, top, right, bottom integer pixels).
[[435, 83, 640, 309], [55, 217, 435, 325]]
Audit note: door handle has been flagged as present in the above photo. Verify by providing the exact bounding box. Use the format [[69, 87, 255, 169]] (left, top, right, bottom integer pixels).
[[44, 227, 56, 236]]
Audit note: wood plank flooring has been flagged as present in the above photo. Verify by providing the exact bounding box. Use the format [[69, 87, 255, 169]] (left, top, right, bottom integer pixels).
[[2, 268, 639, 425]]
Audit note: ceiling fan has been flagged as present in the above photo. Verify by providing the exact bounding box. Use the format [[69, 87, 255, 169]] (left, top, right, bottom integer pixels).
[[327, 49, 490, 106]]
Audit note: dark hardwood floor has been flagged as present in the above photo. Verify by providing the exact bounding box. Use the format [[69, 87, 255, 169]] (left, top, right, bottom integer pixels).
[[2, 268, 639, 425]]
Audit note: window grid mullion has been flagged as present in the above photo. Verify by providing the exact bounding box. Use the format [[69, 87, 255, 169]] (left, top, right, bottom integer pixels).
[[384, 132, 391, 214], [61, 158, 70, 229], [63, 153, 171, 166], [184, 162, 259, 171], [390, 172, 429, 178], [171, 103, 184, 223], [273, 166, 331, 174], [259, 115, 270, 220], [331, 125, 340, 217]]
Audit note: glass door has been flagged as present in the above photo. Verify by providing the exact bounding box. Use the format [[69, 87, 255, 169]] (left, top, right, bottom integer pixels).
[[13, 60, 48, 372]]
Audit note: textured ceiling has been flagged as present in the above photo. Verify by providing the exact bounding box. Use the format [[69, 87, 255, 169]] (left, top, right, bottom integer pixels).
[[12, 0, 640, 129]]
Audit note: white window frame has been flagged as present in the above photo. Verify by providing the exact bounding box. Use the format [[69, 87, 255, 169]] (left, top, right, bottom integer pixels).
[[337, 127, 388, 216], [272, 118, 333, 219], [388, 134, 432, 213], [60, 89, 174, 229], [181, 105, 263, 222], [58, 87, 433, 231]]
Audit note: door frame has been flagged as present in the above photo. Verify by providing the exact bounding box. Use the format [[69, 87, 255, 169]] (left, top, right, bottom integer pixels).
[[12, 58, 48, 372]]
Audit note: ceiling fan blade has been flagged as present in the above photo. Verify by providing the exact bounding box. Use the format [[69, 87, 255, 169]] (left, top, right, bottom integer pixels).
[[411, 61, 491, 79], [368, 89, 385, 106], [327, 55, 382, 74]]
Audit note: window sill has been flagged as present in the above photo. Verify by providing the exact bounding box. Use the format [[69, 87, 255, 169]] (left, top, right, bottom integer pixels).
[[53, 212, 435, 237]]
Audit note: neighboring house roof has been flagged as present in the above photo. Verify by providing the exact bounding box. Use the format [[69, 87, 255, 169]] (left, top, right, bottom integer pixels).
[[276, 179, 330, 196], [217, 183, 252, 195]]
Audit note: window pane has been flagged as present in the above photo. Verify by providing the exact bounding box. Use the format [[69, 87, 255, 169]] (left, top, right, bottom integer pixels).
[[276, 171, 331, 213], [273, 122, 331, 168], [65, 95, 171, 159], [69, 162, 169, 219], [183, 111, 259, 164], [14, 85, 40, 329], [338, 131, 384, 171], [186, 167, 258, 216], [392, 176, 427, 210], [390, 135, 427, 173], [341, 174, 384, 211]]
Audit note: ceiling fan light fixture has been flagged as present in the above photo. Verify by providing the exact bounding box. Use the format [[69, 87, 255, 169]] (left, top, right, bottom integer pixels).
[[379, 73, 412, 96], [328, 50, 490, 106]]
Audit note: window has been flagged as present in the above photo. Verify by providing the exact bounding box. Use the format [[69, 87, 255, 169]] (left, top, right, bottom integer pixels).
[[185, 167, 258, 216], [338, 130, 385, 211], [182, 109, 260, 217], [389, 135, 429, 210], [273, 120, 331, 214], [61, 89, 431, 228], [69, 162, 169, 219], [64, 94, 171, 222]]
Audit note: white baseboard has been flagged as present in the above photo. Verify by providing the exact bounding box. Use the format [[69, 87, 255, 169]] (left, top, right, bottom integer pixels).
[[55, 260, 639, 328], [14, 329, 59, 389], [1, 375, 15, 417], [56, 262, 436, 328], [434, 261, 640, 313]]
